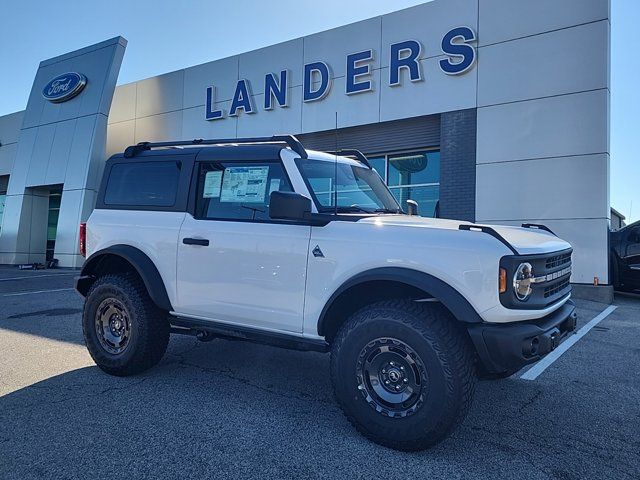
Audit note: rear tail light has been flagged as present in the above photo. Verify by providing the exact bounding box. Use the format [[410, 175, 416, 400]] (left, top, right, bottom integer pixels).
[[79, 223, 86, 257]]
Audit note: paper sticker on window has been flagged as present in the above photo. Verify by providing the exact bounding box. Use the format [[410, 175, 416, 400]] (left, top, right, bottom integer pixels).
[[220, 166, 269, 203], [203, 171, 223, 198], [268, 178, 281, 195]]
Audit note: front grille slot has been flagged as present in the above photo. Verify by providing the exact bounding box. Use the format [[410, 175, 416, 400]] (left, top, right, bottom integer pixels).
[[544, 277, 571, 298], [546, 252, 571, 270]]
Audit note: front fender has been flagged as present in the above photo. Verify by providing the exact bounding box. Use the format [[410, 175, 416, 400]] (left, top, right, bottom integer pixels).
[[317, 267, 483, 336]]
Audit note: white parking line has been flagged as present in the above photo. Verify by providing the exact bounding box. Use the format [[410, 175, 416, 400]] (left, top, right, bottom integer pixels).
[[520, 305, 618, 381], [1, 288, 76, 297], [0, 273, 76, 282]]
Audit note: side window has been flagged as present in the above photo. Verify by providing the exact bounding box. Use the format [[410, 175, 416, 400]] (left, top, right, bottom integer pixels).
[[104, 161, 180, 207], [195, 161, 293, 221]]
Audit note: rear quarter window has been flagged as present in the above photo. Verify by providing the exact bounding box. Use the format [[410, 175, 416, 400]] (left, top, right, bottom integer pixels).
[[104, 161, 180, 207]]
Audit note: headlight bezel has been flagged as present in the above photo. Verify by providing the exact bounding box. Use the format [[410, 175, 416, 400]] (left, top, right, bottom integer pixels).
[[513, 262, 534, 301], [498, 249, 573, 310]]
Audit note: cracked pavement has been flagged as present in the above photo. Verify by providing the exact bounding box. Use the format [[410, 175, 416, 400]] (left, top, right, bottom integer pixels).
[[0, 266, 639, 479]]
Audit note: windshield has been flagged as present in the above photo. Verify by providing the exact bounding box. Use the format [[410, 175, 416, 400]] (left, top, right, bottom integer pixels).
[[296, 158, 401, 213]]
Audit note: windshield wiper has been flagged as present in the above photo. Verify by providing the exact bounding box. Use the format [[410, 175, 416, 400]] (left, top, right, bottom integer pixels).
[[374, 208, 402, 214]]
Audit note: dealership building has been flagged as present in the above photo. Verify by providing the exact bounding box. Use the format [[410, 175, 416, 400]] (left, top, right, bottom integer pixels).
[[0, 0, 612, 298]]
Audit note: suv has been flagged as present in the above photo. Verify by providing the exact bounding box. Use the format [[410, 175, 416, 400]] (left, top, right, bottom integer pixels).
[[610, 220, 640, 292], [76, 135, 577, 451]]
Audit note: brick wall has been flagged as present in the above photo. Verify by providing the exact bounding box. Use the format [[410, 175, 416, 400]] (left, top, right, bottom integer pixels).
[[439, 109, 477, 222]]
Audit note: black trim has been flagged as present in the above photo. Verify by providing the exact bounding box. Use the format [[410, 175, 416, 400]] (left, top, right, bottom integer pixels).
[[459, 224, 519, 255], [317, 267, 484, 336], [170, 316, 329, 353], [123, 135, 308, 159], [521, 223, 556, 236], [76, 245, 173, 311], [467, 300, 577, 374], [324, 149, 372, 168], [499, 248, 573, 309], [96, 152, 195, 212]]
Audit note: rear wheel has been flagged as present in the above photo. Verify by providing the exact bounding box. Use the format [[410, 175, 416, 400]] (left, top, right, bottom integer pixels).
[[331, 300, 476, 451], [82, 274, 169, 376]]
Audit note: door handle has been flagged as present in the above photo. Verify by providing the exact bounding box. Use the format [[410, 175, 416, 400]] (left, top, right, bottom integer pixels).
[[182, 237, 210, 246]]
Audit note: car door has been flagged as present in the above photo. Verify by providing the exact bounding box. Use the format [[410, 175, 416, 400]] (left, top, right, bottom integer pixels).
[[175, 156, 311, 333], [622, 226, 640, 286]]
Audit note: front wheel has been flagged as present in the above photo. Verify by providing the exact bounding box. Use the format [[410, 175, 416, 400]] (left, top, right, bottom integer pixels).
[[82, 274, 170, 376], [330, 300, 476, 451]]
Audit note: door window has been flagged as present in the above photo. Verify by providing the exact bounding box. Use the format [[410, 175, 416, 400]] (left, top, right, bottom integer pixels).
[[195, 161, 293, 221]]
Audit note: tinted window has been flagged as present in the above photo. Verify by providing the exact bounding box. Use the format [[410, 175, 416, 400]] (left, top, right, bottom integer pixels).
[[196, 161, 293, 221], [297, 159, 399, 213], [104, 162, 180, 207]]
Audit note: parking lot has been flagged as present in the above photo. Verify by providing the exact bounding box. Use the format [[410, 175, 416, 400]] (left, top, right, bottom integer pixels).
[[0, 266, 638, 480]]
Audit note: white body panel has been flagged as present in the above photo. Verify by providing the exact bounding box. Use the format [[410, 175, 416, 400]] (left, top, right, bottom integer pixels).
[[175, 215, 310, 333], [86, 209, 186, 307], [302, 214, 571, 336]]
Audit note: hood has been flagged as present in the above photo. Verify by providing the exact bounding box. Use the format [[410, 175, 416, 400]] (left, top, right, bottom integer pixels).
[[357, 215, 571, 255]]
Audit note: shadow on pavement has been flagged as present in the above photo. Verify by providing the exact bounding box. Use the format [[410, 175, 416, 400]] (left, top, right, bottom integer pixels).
[[0, 333, 638, 480]]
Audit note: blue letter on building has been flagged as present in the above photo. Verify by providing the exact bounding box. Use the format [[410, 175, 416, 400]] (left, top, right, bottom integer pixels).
[[440, 27, 476, 75], [265, 70, 288, 110], [389, 40, 422, 86], [229, 79, 255, 116], [303, 62, 332, 102], [205, 86, 224, 120], [346, 50, 373, 95]]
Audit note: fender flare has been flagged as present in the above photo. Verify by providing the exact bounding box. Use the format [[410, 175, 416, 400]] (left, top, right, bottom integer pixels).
[[317, 267, 483, 336], [78, 244, 173, 311]]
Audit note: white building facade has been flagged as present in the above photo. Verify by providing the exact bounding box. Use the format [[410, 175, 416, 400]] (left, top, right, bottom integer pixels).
[[0, 0, 612, 298]]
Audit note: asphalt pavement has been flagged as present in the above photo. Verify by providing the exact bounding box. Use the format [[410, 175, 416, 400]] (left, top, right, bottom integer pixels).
[[0, 266, 638, 480]]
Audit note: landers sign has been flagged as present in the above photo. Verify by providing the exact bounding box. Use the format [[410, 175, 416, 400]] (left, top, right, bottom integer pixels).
[[205, 27, 477, 121]]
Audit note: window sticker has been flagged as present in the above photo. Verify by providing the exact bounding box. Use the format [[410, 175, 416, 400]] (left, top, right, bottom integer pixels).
[[220, 166, 269, 203], [203, 171, 223, 198], [268, 178, 281, 196]]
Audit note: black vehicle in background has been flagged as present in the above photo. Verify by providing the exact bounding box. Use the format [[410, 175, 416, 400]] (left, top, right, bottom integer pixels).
[[611, 221, 640, 292]]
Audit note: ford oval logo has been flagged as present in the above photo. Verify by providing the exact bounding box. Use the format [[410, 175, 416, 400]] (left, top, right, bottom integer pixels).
[[42, 72, 87, 103]]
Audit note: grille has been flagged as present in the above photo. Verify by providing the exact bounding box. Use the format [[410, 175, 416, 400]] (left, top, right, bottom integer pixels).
[[546, 251, 572, 270], [544, 277, 571, 298]]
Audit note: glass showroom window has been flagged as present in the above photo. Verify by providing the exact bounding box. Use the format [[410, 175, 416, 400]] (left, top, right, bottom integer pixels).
[[368, 150, 440, 217]]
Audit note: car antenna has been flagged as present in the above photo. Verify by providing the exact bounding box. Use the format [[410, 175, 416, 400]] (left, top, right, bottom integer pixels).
[[334, 112, 338, 216]]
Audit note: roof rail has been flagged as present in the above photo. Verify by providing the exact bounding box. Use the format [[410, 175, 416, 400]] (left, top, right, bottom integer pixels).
[[325, 149, 372, 169], [521, 223, 556, 236], [458, 224, 519, 255], [123, 135, 308, 159]]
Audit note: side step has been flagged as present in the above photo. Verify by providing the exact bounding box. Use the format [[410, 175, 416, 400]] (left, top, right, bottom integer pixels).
[[169, 316, 329, 353]]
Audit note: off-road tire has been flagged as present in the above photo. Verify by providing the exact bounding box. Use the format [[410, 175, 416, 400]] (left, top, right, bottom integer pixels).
[[82, 274, 170, 376], [330, 299, 476, 451]]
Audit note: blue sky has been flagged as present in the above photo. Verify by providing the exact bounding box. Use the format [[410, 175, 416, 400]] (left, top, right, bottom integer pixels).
[[0, 0, 637, 222]]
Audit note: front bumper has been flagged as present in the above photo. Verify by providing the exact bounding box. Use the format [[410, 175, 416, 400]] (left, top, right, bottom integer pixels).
[[467, 300, 577, 375]]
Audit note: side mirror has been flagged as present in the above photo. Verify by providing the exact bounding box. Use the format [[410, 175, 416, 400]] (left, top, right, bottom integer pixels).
[[406, 199, 419, 216], [269, 191, 312, 221]]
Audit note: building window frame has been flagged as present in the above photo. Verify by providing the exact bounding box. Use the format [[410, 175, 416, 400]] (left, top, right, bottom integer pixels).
[[367, 147, 440, 217]]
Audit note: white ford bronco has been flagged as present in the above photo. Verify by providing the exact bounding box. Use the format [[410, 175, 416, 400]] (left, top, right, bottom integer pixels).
[[76, 135, 577, 451]]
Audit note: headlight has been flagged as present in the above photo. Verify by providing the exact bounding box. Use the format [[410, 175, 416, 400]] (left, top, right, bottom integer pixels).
[[513, 262, 534, 301]]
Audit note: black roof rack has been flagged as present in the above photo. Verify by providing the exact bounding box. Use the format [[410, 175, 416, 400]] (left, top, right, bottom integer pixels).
[[521, 223, 556, 236], [458, 224, 519, 255], [123, 135, 308, 159], [325, 149, 372, 169]]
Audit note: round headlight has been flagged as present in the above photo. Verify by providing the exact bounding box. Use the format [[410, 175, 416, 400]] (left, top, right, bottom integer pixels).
[[513, 262, 534, 301]]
